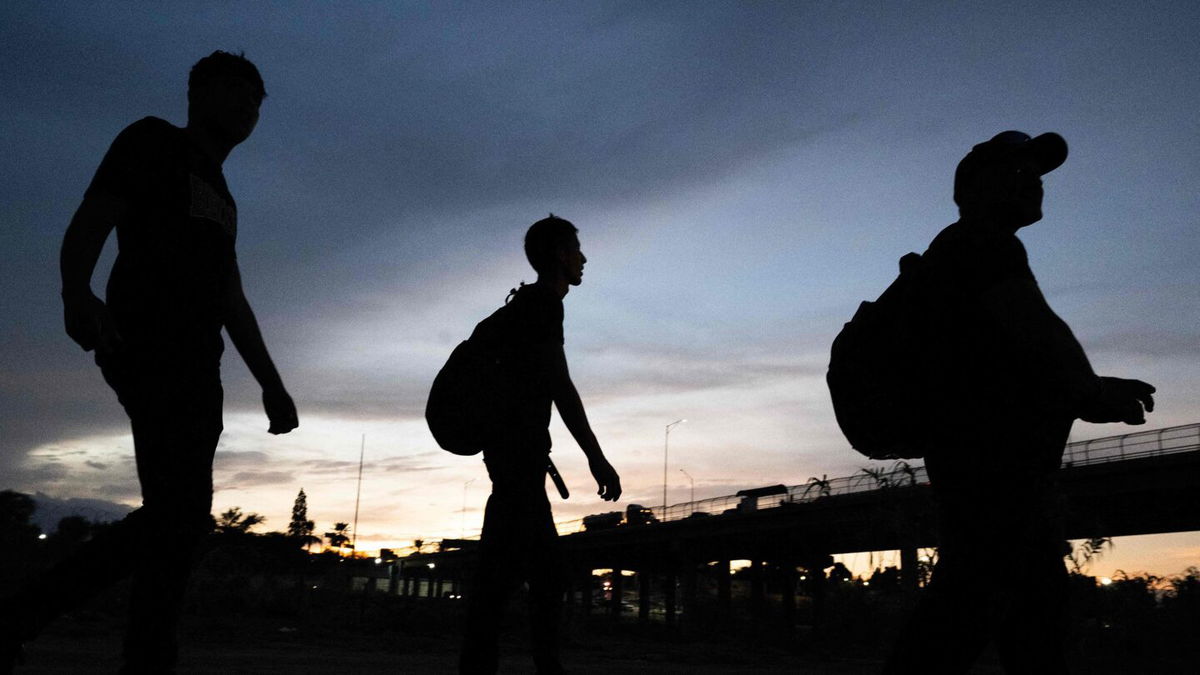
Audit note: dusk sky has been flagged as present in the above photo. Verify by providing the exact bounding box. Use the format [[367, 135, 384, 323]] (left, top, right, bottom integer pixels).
[[2, 2, 1198, 577]]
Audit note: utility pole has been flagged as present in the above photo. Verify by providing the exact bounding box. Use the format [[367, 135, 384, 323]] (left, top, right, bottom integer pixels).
[[663, 419, 686, 517], [351, 433, 365, 557], [680, 468, 695, 512]]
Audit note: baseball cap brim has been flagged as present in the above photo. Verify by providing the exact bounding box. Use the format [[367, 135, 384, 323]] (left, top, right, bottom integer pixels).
[[1025, 132, 1068, 175], [954, 131, 1068, 206], [981, 130, 1068, 175]]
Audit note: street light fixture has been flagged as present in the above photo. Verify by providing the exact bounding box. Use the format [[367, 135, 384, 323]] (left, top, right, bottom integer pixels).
[[663, 419, 686, 516]]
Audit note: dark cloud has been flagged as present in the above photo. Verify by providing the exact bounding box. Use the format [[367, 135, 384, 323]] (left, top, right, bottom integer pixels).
[[1087, 330, 1200, 360], [6, 3, 848, 468], [4, 1, 1200, 518], [299, 459, 361, 475], [93, 482, 141, 501], [214, 450, 273, 467], [228, 471, 295, 487], [28, 492, 134, 532], [574, 340, 827, 402], [297, 454, 446, 477]]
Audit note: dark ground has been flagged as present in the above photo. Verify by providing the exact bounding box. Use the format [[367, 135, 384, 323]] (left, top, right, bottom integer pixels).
[[14, 587, 1198, 674], [15, 612, 914, 674], [6, 542, 1196, 674], [10, 586, 937, 674]]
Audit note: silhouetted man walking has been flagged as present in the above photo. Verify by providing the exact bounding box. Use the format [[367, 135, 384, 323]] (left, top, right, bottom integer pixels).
[[1, 51, 297, 674], [884, 132, 1155, 673], [460, 215, 622, 675]]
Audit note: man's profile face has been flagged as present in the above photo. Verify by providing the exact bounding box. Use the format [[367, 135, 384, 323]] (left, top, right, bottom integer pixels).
[[1004, 158, 1045, 227], [192, 75, 263, 146], [964, 157, 1045, 228], [559, 235, 586, 286]]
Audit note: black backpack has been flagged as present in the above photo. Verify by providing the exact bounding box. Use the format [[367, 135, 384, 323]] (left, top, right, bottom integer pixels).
[[425, 336, 508, 456], [827, 252, 930, 460], [426, 290, 527, 456]]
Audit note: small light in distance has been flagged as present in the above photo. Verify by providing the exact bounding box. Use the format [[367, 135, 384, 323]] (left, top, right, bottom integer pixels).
[[1099, 577, 1113, 586]]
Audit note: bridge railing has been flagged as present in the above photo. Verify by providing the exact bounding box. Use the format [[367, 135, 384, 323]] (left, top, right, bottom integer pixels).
[[552, 423, 1200, 536], [1062, 422, 1200, 468], [555, 461, 933, 535]]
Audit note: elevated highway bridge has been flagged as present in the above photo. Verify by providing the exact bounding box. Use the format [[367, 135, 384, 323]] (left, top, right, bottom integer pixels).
[[392, 423, 1200, 623]]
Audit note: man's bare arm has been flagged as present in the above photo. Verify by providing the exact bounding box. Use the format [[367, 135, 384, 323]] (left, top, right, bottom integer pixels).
[[549, 345, 621, 501], [224, 263, 298, 434], [60, 190, 125, 353]]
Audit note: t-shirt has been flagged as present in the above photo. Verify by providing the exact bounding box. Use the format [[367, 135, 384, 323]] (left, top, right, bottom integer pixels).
[[86, 117, 237, 365], [468, 283, 565, 451], [918, 220, 1080, 467], [916, 220, 1041, 432]]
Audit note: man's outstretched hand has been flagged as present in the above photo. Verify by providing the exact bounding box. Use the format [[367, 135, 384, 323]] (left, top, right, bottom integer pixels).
[[1081, 377, 1156, 425], [264, 386, 298, 434], [589, 456, 622, 502]]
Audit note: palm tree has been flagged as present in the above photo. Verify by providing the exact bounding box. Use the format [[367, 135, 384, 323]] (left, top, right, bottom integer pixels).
[[325, 522, 351, 554], [215, 507, 265, 534], [1067, 536, 1111, 573], [890, 460, 918, 487], [854, 466, 892, 491], [803, 475, 832, 500]]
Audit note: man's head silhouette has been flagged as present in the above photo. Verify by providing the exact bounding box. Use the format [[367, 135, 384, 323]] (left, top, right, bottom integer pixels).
[[525, 214, 586, 286], [187, 51, 266, 146], [954, 131, 1068, 229]]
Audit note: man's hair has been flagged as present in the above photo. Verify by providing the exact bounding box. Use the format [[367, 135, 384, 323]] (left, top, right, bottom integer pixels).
[[188, 50, 266, 106], [524, 214, 578, 274]]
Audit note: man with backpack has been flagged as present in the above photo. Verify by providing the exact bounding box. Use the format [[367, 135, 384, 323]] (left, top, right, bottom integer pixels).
[[458, 215, 621, 675], [882, 131, 1155, 672], [2, 51, 298, 674]]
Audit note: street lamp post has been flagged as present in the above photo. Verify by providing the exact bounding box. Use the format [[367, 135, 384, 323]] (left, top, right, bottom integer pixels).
[[679, 468, 695, 513], [663, 419, 686, 517], [461, 478, 475, 539]]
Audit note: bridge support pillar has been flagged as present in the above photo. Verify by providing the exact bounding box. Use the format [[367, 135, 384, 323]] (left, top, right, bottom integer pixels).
[[717, 559, 732, 615], [800, 554, 833, 641], [664, 571, 678, 627], [681, 564, 699, 629], [782, 564, 797, 628], [900, 545, 920, 593], [750, 559, 765, 618], [564, 574, 576, 613], [638, 570, 651, 621], [581, 570, 593, 615], [609, 569, 624, 617]]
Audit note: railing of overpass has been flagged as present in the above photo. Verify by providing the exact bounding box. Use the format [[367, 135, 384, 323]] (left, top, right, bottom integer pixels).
[[1062, 422, 1200, 467], [548, 422, 1200, 536], [552, 463, 932, 536]]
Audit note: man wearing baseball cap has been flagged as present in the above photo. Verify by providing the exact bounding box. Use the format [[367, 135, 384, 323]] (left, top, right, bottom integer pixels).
[[884, 131, 1156, 672]]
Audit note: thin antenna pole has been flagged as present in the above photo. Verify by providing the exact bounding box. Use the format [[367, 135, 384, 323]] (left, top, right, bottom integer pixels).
[[351, 433, 365, 557]]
